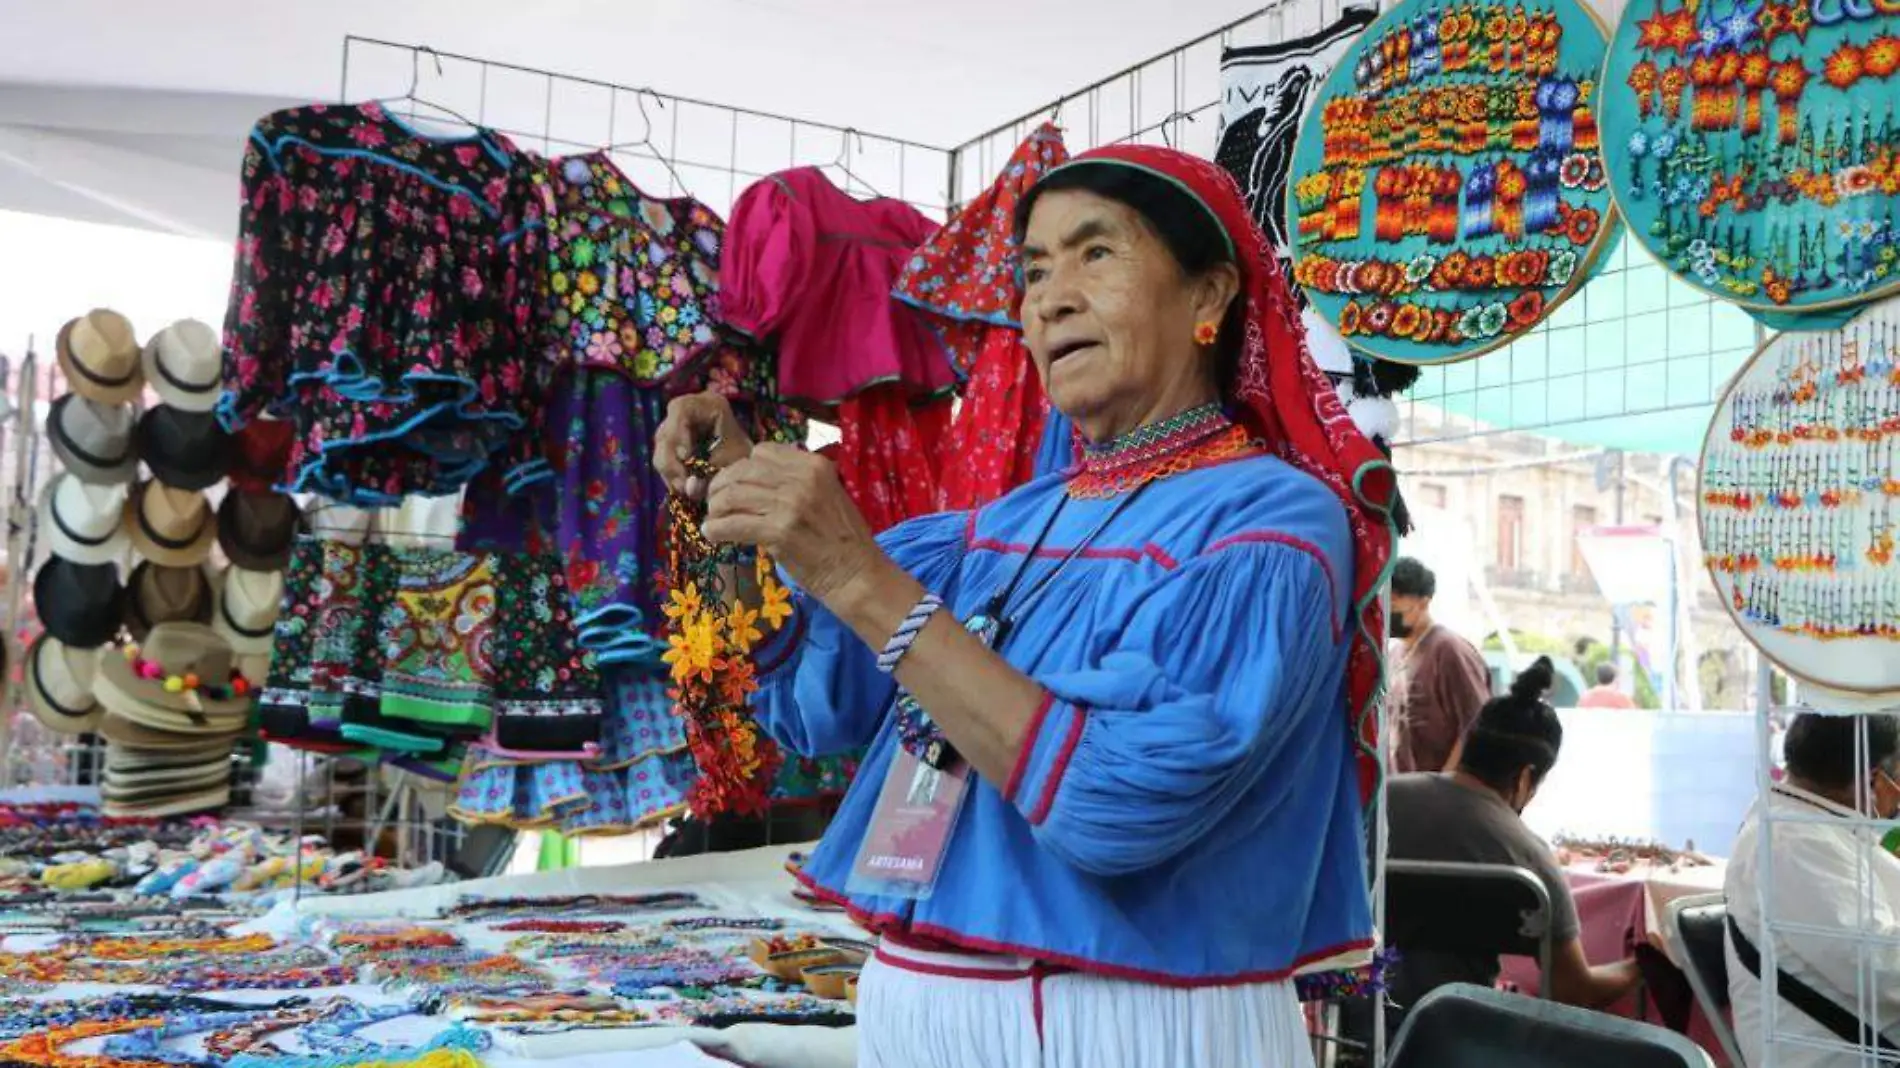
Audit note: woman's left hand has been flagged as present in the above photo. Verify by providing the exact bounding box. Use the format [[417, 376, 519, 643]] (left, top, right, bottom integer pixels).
[[703, 444, 886, 604]]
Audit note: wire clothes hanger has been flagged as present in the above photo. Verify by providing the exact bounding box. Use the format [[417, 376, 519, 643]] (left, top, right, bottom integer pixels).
[[1159, 110, 1196, 149], [604, 87, 694, 197], [377, 45, 485, 134], [827, 128, 887, 198]]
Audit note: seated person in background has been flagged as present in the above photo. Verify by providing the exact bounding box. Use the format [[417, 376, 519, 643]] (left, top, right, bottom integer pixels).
[[1388, 556, 1493, 772], [1726, 713, 1900, 1066], [1577, 662, 1636, 709], [1386, 657, 1643, 1013]]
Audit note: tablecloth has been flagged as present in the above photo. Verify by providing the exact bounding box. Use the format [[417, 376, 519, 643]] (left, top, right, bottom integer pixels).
[[1499, 860, 1730, 1063]]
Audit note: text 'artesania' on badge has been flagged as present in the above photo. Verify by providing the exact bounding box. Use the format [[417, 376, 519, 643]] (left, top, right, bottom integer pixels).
[[846, 748, 969, 901]]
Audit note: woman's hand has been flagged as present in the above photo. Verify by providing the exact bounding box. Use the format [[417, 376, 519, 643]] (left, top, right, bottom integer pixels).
[[654, 391, 755, 499], [703, 444, 886, 604]]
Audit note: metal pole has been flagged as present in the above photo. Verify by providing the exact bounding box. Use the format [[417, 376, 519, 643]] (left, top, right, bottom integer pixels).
[[1610, 451, 1627, 664]]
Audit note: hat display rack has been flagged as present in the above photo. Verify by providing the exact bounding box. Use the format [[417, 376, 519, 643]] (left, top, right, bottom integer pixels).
[[10, 310, 300, 821]]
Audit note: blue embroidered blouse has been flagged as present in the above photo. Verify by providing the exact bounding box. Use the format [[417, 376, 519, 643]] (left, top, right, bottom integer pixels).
[[752, 452, 1374, 985]]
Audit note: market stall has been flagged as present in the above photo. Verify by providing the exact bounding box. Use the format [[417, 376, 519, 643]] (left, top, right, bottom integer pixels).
[[6, 0, 1898, 1063]]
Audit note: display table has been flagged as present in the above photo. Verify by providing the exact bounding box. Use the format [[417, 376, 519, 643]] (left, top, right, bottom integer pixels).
[[290, 844, 858, 1067], [2, 843, 860, 1068], [1499, 859, 1730, 1063]]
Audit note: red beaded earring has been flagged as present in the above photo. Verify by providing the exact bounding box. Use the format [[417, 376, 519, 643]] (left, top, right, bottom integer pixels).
[[1193, 321, 1219, 346]]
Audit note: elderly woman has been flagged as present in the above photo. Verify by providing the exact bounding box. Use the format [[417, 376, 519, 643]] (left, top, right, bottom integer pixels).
[[655, 145, 1394, 1067]]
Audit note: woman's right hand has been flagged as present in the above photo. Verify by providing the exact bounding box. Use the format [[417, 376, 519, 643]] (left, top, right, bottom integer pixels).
[[654, 391, 755, 499]]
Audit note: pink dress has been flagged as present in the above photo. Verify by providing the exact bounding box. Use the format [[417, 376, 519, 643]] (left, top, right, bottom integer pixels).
[[722, 168, 954, 406]]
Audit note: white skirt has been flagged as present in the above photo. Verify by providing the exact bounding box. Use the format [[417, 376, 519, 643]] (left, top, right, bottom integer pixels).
[[857, 939, 1317, 1068]]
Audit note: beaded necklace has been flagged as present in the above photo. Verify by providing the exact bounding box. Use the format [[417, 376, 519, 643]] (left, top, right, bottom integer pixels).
[[1067, 403, 1260, 499], [662, 915, 785, 933], [663, 455, 794, 816]]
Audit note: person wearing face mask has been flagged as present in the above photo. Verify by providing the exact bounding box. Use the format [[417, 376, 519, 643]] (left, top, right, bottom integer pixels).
[[1387, 556, 1494, 773], [1383, 657, 1643, 1016], [1725, 713, 1900, 1066]]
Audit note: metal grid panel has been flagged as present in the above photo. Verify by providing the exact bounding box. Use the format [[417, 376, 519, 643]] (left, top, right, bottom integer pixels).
[[1399, 238, 1763, 451], [339, 37, 953, 221], [950, 0, 1358, 205], [1752, 704, 1900, 1067]]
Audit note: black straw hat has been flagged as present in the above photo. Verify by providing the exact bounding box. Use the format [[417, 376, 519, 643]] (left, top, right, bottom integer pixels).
[[137, 406, 231, 492], [33, 555, 124, 649]]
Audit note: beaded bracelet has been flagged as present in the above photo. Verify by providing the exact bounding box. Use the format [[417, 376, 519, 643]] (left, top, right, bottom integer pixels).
[[167, 963, 359, 991], [295, 1003, 439, 1058], [0, 1015, 226, 1068], [444, 891, 701, 920], [104, 1010, 281, 1066], [877, 593, 943, 674], [662, 915, 786, 933], [489, 918, 625, 934], [221, 1025, 490, 1068], [0, 995, 287, 1040], [204, 1003, 349, 1061]]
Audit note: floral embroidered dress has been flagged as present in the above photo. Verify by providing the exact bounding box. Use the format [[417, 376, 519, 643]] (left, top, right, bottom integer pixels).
[[454, 155, 813, 830], [219, 102, 550, 504], [462, 153, 787, 666], [896, 124, 1069, 511]]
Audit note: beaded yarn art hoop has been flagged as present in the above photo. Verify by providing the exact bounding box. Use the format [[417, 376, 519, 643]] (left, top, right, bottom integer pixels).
[[1697, 293, 1900, 695], [1285, 0, 1618, 363], [662, 456, 792, 816], [1601, 0, 1900, 325]]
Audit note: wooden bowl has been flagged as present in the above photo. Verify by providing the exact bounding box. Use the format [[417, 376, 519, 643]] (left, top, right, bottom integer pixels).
[[800, 963, 859, 1000], [765, 946, 846, 982]]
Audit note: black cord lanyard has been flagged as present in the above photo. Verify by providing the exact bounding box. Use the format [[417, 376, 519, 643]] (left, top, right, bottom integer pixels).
[[967, 483, 1153, 652], [906, 485, 1154, 771]]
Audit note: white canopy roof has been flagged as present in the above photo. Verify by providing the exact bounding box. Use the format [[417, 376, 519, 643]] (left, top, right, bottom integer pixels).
[[0, 0, 1268, 239]]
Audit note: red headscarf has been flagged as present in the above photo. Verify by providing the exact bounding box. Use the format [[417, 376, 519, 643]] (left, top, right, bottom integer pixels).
[[1041, 145, 1398, 801]]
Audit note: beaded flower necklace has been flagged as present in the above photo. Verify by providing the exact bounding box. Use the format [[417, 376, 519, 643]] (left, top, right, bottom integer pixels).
[[1067, 402, 1260, 499], [662, 455, 795, 816]]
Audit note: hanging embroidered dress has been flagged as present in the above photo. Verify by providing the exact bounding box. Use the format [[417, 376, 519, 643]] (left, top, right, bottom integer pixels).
[[454, 154, 810, 831], [219, 102, 550, 504], [723, 168, 955, 530], [894, 124, 1069, 511], [462, 152, 800, 665]]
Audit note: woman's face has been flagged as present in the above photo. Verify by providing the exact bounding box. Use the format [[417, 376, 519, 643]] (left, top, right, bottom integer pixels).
[[1019, 189, 1236, 442]]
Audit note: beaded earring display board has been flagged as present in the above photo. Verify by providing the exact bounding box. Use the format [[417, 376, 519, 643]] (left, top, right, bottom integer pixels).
[[1697, 294, 1900, 695], [1601, 0, 1900, 329], [1285, 0, 1618, 364]]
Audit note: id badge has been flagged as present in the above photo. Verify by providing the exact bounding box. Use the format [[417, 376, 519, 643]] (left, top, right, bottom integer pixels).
[[847, 748, 969, 901]]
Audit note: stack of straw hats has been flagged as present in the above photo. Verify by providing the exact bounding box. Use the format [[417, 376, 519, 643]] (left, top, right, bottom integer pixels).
[[24, 311, 301, 818]]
